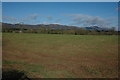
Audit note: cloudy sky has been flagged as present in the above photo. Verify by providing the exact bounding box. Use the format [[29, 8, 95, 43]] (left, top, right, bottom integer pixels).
[[2, 2, 118, 29]]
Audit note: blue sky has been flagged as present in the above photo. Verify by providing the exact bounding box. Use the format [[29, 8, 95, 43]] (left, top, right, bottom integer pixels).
[[2, 2, 118, 29]]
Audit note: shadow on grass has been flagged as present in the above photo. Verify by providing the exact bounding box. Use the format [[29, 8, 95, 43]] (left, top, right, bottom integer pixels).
[[2, 69, 30, 80]]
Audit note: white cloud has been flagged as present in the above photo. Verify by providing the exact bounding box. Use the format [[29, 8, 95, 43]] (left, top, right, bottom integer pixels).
[[66, 14, 115, 28], [21, 14, 39, 22], [46, 16, 53, 20]]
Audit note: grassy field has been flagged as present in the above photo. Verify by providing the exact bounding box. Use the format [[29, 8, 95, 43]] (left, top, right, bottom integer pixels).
[[2, 33, 118, 78]]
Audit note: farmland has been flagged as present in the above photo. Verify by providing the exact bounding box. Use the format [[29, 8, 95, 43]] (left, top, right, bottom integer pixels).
[[2, 33, 118, 78]]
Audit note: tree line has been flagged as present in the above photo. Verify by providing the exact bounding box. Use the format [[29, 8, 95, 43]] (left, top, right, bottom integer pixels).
[[2, 26, 119, 35]]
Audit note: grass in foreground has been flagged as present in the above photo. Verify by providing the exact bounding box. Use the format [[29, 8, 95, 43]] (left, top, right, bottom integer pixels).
[[2, 33, 118, 78]]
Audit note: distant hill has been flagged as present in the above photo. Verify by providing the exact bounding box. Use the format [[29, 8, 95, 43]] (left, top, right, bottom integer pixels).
[[2, 23, 79, 30], [2, 22, 111, 31], [83, 26, 110, 31]]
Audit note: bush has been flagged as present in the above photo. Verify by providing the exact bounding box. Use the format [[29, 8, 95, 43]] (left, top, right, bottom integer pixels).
[[2, 69, 30, 80]]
